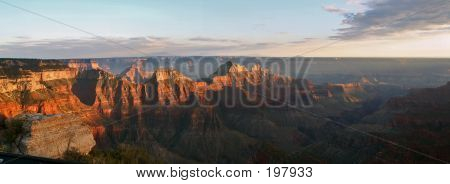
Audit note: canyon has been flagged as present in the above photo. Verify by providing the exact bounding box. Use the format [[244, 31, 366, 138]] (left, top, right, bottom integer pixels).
[[0, 58, 448, 163]]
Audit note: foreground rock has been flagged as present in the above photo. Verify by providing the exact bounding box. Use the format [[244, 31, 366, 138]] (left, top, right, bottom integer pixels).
[[14, 114, 96, 159]]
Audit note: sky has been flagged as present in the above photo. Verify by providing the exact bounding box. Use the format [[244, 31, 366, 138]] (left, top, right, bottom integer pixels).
[[0, 0, 449, 58]]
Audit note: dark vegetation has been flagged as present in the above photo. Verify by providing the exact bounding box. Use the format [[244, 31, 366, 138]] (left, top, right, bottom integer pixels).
[[63, 144, 164, 164], [18, 82, 33, 108], [0, 119, 25, 151]]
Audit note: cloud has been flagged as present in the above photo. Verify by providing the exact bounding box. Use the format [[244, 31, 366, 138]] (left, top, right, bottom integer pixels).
[[289, 40, 307, 44], [276, 32, 290, 35], [188, 37, 241, 43], [15, 36, 31, 40], [0, 36, 295, 58], [345, 0, 362, 5], [288, 38, 316, 44], [146, 36, 169, 41], [333, 0, 450, 39], [0, 37, 169, 58], [322, 5, 347, 14]]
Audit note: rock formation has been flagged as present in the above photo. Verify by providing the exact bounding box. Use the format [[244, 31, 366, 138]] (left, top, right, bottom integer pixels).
[[355, 82, 450, 163], [311, 82, 366, 103], [118, 61, 153, 84], [13, 114, 96, 159], [4, 58, 415, 163], [65, 59, 100, 72]]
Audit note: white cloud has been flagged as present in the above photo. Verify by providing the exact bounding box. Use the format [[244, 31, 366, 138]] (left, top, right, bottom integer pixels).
[[322, 4, 347, 14]]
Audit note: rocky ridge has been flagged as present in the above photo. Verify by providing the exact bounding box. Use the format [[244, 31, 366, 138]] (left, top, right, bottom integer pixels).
[[0, 58, 387, 163]]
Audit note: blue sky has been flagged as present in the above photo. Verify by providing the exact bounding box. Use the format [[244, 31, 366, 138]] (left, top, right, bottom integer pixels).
[[0, 0, 342, 40], [0, 0, 449, 58]]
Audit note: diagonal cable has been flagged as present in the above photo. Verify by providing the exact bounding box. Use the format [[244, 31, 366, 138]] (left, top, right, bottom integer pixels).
[[0, 0, 150, 57]]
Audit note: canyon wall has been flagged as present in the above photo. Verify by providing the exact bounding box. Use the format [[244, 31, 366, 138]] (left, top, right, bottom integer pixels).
[[0, 69, 77, 93], [0, 59, 369, 162]]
